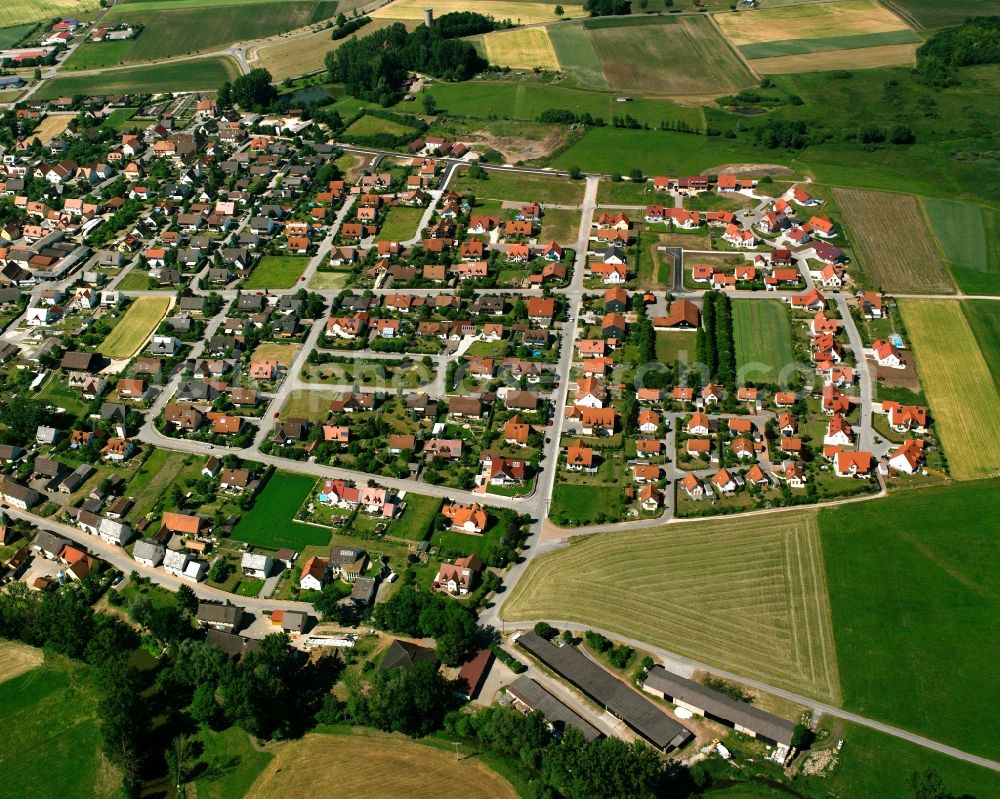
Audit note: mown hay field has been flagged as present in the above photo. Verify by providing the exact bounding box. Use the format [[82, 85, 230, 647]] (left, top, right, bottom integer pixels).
[[750, 43, 919, 74], [715, 0, 911, 47], [503, 511, 843, 703], [371, 0, 584, 25], [251, 19, 417, 79], [481, 27, 559, 71], [832, 188, 953, 294], [923, 198, 1000, 296], [590, 16, 755, 95], [738, 28, 919, 59], [35, 57, 240, 99], [246, 731, 519, 799], [0, 641, 43, 685], [548, 21, 609, 90], [250, 342, 301, 367], [99, 296, 171, 360], [0, 0, 98, 27], [104, 1, 338, 62], [898, 300, 1000, 480], [733, 299, 794, 383]]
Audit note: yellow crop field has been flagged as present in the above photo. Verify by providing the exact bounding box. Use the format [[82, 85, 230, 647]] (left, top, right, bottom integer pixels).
[[482, 27, 559, 71], [372, 0, 584, 26], [751, 42, 919, 73], [246, 731, 519, 799], [0, 0, 99, 27], [99, 296, 171, 360], [483, 28, 559, 72], [0, 642, 43, 684], [715, 0, 909, 46], [503, 511, 842, 703], [899, 300, 1000, 480]]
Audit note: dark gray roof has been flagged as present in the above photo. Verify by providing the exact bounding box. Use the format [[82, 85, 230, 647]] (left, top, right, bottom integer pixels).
[[280, 610, 309, 632], [33, 530, 69, 556], [643, 666, 796, 746], [380, 640, 437, 672], [197, 602, 245, 627], [205, 629, 262, 658], [351, 577, 377, 604], [508, 676, 603, 742], [516, 633, 692, 751]]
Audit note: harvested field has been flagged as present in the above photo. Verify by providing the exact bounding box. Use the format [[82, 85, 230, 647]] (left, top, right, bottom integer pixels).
[[0, 641, 43, 684], [750, 43, 918, 74], [738, 28, 919, 59], [251, 19, 417, 79], [245, 730, 519, 799], [714, 0, 911, 47], [832, 188, 953, 294], [371, 0, 583, 25], [99, 296, 171, 360], [0, 0, 98, 27], [590, 16, 754, 95], [31, 113, 74, 146], [898, 300, 1000, 480], [481, 27, 559, 71], [503, 511, 842, 703], [35, 57, 240, 98]]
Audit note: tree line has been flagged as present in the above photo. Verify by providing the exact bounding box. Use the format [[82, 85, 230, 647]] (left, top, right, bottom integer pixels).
[[696, 290, 736, 395]]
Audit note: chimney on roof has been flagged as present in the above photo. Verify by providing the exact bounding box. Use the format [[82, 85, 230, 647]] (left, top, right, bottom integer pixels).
[[424, 7, 433, 26]]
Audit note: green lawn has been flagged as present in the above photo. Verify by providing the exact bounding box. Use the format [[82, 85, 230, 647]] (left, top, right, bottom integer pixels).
[[396, 493, 441, 541], [34, 373, 90, 417], [549, 482, 623, 527], [819, 480, 1000, 759], [0, 655, 116, 799], [655, 330, 698, 365], [962, 300, 1000, 395], [34, 57, 240, 99], [376, 206, 425, 242], [243, 255, 307, 289], [733, 299, 794, 384], [0, 23, 36, 48], [61, 39, 138, 71], [230, 472, 329, 550], [192, 726, 273, 799], [343, 113, 419, 139], [450, 167, 585, 205]]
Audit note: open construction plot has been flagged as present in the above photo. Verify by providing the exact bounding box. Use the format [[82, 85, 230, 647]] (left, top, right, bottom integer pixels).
[[243, 255, 307, 289], [898, 300, 1000, 480], [99, 296, 171, 360], [250, 342, 300, 367], [504, 511, 842, 703], [371, 0, 583, 25], [0, 641, 43, 685], [30, 113, 74, 146], [733, 299, 794, 384], [820, 479, 1000, 759], [376, 206, 425, 242], [450, 167, 585, 205], [588, 16, 754, 96], [831, 188, 953, 294], [479, 27, 559, 72], [103, 1, 338, 62], [245, 730, 519, 799], [0, 0, 98, 27], [923, 198, 1000, 296]]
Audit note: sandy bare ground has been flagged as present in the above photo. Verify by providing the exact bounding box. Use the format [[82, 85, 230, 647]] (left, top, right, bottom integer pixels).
[[0, 641, 44, 684]]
